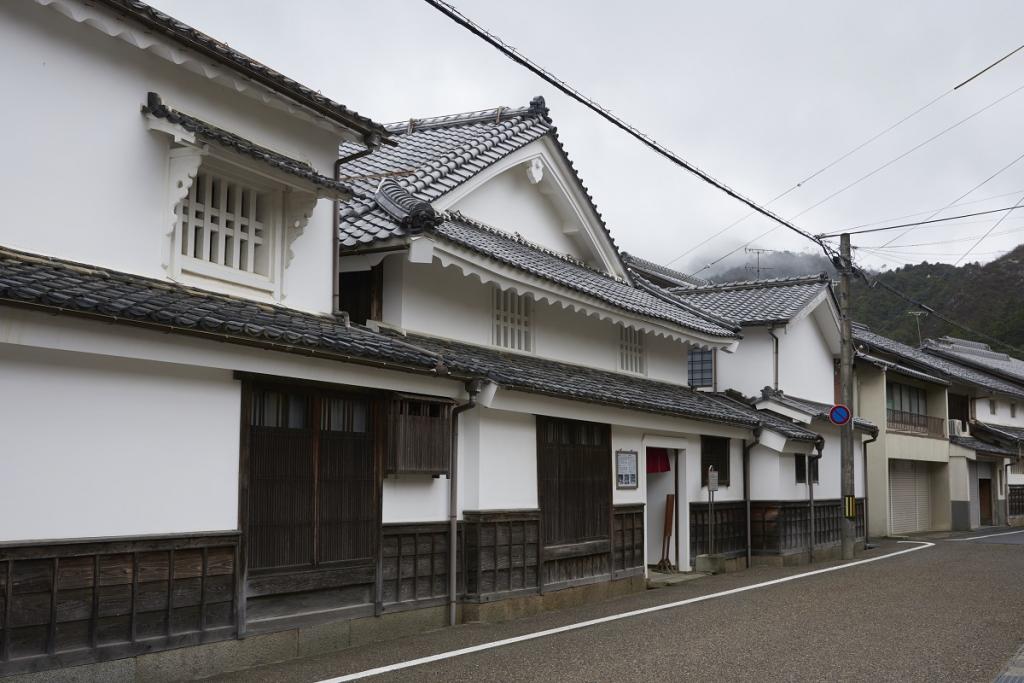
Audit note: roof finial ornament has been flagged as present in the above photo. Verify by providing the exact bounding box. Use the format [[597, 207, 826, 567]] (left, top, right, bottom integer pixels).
[[495, 106, 506, 123], [528, 95, 549, 119]]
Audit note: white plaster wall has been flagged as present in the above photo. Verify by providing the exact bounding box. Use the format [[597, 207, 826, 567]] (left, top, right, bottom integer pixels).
[[977, 397, 1024, 428], [646, 333, 688, 385], [748, 444, 783, 499], [0, 344, 239, 541], [685, 437, 745, 503], [778, 315, 836, 404], [0, 1, 340, 313], [474, 409, 539, 510], [748, 429, 864, 502], [450, 165, 584, 261], [391, 259, 694, 380], [716, 327, 774, 397]]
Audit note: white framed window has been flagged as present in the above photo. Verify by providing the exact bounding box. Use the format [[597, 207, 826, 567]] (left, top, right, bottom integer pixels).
[[174, 163, 281, 291], [493, 288, 532, 351], [619, 326, 646, 374]]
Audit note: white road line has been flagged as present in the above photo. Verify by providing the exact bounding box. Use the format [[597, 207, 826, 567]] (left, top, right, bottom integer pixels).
[[316, 541, 935, 682], [948, 529, 1024, 541]]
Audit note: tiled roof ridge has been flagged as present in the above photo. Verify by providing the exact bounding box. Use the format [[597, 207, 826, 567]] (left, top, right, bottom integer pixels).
[[444, 211, 625, 281], [924, 337, 1010, 361], [678, 272, 832, 293], [386, 96, 550, 134], [94, 0, 388, 140], [622, 252, 711, 287], [142, 92, 360, 197], [631, 273, 742, 332]]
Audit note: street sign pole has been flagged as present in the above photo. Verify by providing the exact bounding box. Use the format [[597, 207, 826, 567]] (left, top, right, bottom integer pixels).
[[839, 234, 856, 560]]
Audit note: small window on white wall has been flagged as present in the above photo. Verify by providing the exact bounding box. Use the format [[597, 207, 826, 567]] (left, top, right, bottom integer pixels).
[[990, 399, 997, 416], [619, 326, 645, 374], [176, 167, 278, 287], [1012, 403, 1017, 418], [688, 348, 714, 388], [493, 288, 532, 351]]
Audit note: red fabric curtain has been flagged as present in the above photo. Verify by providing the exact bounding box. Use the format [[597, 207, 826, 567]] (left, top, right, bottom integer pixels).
[[646, 447, 671, 473]]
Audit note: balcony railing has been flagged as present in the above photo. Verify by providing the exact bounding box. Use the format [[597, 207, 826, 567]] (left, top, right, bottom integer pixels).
[[887, 408, 945, 437]]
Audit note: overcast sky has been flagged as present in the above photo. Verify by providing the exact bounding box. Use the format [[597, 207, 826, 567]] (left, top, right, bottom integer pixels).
[[152, 0, 1024, 275]]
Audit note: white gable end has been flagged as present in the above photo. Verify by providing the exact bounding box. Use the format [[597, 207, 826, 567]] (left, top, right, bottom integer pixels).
[[435, 138, 628, 280]]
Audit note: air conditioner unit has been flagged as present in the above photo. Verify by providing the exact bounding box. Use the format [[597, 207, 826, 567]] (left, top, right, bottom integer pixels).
[[948, 419, 967, 436]]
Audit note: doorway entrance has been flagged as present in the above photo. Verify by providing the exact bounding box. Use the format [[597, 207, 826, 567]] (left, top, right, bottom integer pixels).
[[645, 448, 680, 570], [979, 478, 993, 526]]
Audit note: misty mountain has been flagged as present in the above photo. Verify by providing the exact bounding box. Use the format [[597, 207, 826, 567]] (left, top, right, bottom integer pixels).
[[704, 249, 836, 283]]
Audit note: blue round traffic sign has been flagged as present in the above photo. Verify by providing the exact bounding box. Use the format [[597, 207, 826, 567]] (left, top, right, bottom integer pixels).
[[829, 404, 851, 426]]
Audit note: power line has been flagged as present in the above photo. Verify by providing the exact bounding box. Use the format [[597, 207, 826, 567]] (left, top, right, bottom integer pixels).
[[841, 187, 1024, 231], [879, 147, 1024, 247], [818, 204, 1024, 237], [788, 80, 1024, 223], [422, 0, 835, 260], [859, 225, 1024, 249], [667, 43, 1024, 268], [953, 191, 1024, 265]]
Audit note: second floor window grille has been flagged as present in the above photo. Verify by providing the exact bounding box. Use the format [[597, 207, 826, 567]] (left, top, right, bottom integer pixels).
[[178, 170, 271, 277], [887, 382, 927, 416], [619, 326, 646, 374], [688, 348, 713, 388], [493, 288, 532, 351]]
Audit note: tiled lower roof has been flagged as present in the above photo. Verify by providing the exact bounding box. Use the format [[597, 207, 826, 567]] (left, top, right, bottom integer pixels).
[[950, 435, 1017, 458], [434, 217, 737, 338], [759, 388, 877, 433], [923, 337, 1024, 385], [622, 253, 710, 288], [0, 246, 443, 373], [973, 421, 1024, 445], [856, 352, 950, 386], [854, 323, 1024, 400], [386, 332, 761, 429], [708, 393, 820, 442], [143, 93, 355, 196], [664, 274, 832, 326]]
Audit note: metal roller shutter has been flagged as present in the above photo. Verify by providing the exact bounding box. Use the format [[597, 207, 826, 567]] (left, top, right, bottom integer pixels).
[[889, 460, 931, 534]]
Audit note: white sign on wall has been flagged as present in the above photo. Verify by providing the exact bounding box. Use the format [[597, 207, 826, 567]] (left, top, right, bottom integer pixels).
[[616, 450, 638, 489]]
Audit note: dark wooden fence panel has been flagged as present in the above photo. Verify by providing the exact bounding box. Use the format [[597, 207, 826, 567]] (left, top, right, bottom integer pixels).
[[1010, 486, 1024, 516], [381, 524, 462, 608], [387, 397, 453, 475], [318, 430, 375, 564], [0, 534, 238, 677], [611, 505, 645, 577], [248, 427, 315, 571], [750, 499, 866, 555], [463, 511, 539, 601], [689, 501, 746, 557]]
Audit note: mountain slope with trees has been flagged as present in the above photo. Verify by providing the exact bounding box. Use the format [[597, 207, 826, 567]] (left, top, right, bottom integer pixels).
[[704, 245, 1024, 351]]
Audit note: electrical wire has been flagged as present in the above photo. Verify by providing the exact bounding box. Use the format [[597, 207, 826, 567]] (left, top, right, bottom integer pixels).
[[423, 0, 835, 261], [859, 225, 1024, 249], [841, 188, 1024, 231], [953, 191, 1024, 265], [818, 205, 1024, 237], [880, 148, 1024, 246]]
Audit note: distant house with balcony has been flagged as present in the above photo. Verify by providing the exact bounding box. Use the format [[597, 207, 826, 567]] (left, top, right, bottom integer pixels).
[[853, 324, 1023, 535]]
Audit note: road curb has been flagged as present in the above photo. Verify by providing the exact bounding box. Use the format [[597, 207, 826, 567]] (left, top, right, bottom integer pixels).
[[994, 643, 1024, 683]]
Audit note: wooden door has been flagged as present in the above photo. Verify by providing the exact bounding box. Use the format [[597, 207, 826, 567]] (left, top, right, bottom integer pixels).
[[980, 478, 993, 526], [246, 385, 378, 577]]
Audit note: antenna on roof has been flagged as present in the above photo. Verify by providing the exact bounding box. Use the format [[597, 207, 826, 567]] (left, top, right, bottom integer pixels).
[[908, 310, 928, 346], [744, 247, 776, 280]]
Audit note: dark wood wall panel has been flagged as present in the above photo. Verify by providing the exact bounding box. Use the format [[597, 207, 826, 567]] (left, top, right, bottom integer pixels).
[[689, 501, 747, 557], [1010, 486, 1024, 516], [611, 504, 645, 577], [463, 511, 539, 601], [381, 523, 462, 607], [0, 533, 238, 677]]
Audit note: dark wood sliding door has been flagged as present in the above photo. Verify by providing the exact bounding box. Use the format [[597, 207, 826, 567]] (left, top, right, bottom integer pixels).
[[246, 385, 378, 579]]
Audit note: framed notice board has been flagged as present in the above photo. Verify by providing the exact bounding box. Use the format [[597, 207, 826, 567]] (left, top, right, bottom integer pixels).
[[616, 449, 638, 489]]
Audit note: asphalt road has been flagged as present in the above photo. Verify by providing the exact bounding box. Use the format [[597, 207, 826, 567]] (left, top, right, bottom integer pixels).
[[206, 530, 1024, 683]]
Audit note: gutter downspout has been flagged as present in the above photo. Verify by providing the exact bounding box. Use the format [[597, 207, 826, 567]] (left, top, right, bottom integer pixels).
[[449, 379, 483, 627], [768, 326, 781, 391], [862, 429, 879, 549], [332, 144, 379, 315], [743, 428, 760, 569], [809, 437, 824, 563]]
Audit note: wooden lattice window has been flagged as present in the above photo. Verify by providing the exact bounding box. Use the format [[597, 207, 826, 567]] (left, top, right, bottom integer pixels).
[[387, 395, 454, 475], [178, 169, 273, 279], [619, 326, 645, 374], [701, 435, 730, 487], [493, 288, 532, 352], [688, 348, 714, 388]]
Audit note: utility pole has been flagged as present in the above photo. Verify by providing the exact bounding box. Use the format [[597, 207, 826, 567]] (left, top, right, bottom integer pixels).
[[838, 234, 856, 560], [745, 247, 776, 280], [908, 311, 926, 346]]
